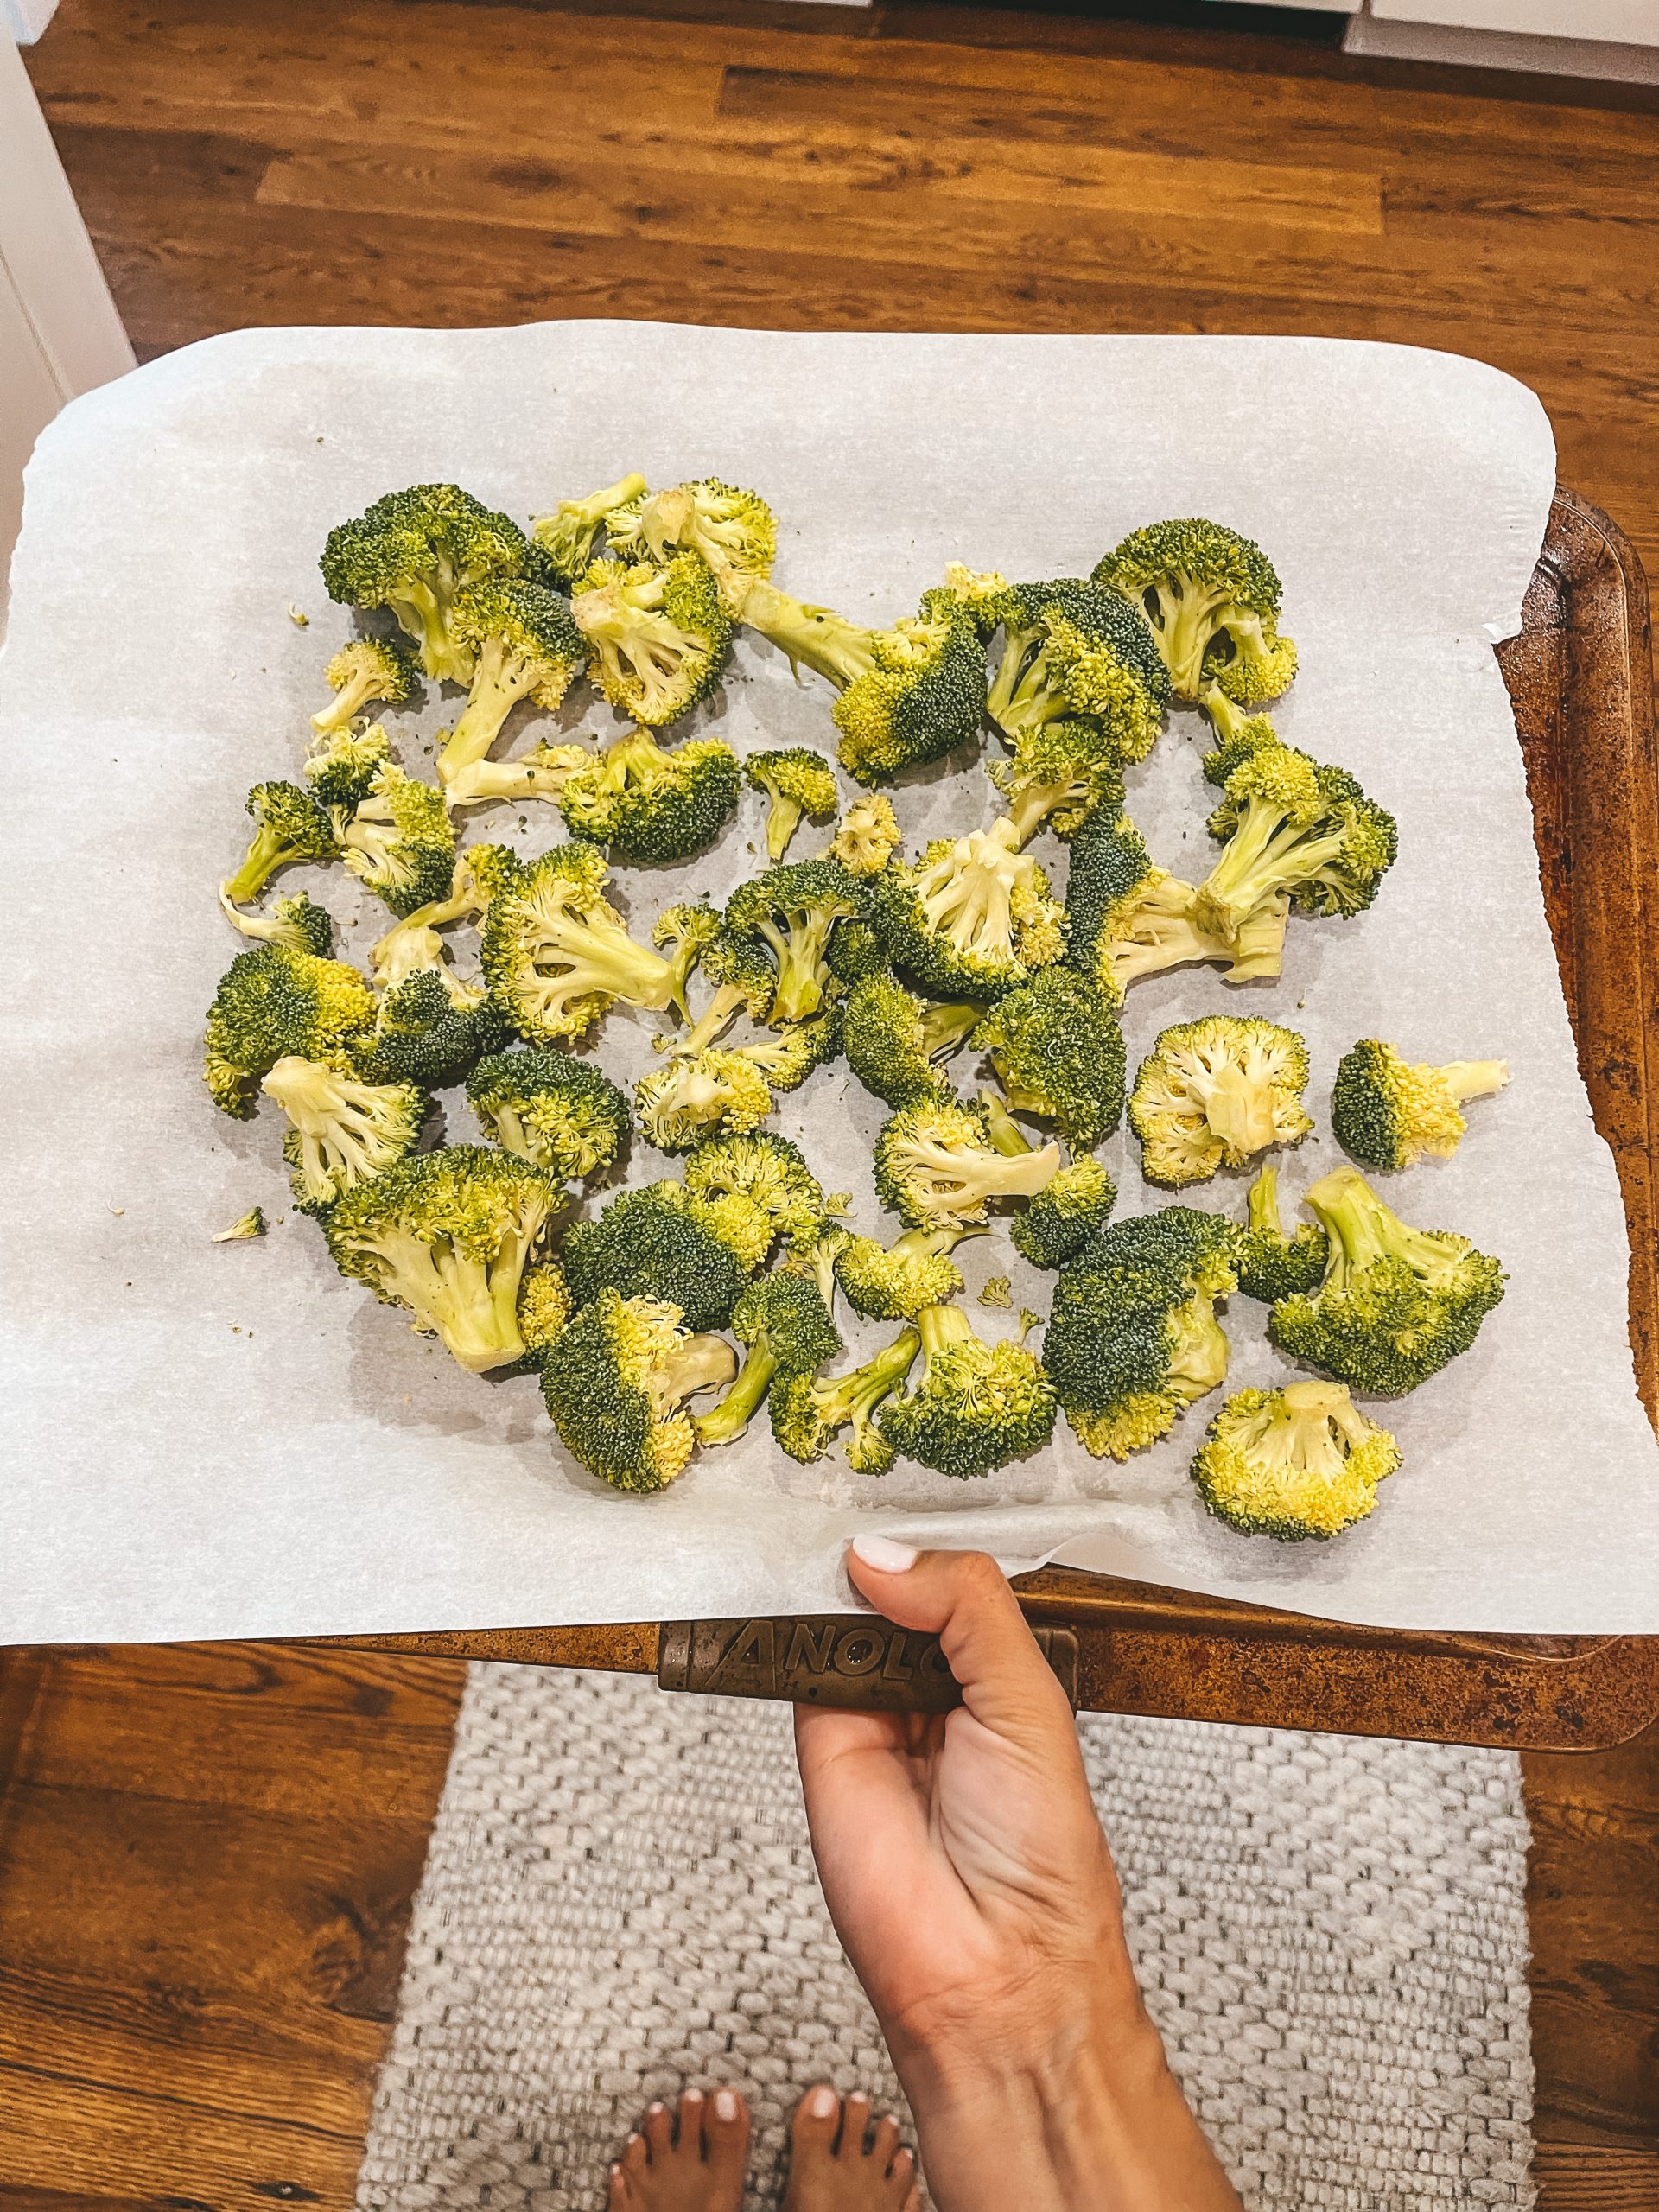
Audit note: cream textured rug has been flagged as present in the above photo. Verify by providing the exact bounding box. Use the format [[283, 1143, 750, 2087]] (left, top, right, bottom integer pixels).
[[356, 1665, 1535, 2212]]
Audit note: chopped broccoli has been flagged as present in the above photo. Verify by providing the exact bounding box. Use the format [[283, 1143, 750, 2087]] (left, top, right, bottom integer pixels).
[[874, 1097, 1061, 1229], [221, 780, 339, 907], [1331, 1039, 1511, 1173], [335, 765, 457, 918], [835, 1223, 985, 1320], [694, 1273, 842, 1447], [607, 478, 778, 613], [634, 1047, 775, 1151], [467, 1046, 630, 1180], [312, 636, 421, 735], [358, 967, 507, 1089], [979, 1277, 1013, 1307], [1236, 1164, 1328, 1303], [303, 719, 394, 811], [1268, 1166, 1505, 1396], [745, 747, 838, 861], [989, 715, 1128, 849], [972, 969, 1125, 1150], [1093, 518, 1297, 703], [874, 1300, 1056, 1478], [369, 842, 520, 990], [1197, 682, 1279, 785], [830, 792, 902, 875], [571, 550, 733, 726], [1063, 807, 1286, 1006], [682, 1132, 826, 1247], [261, 1053, 426, 1215], [985, 579, 1169, 768], [779, 1219, 855, 1309], [823, 918, 892, 989], [480, 842, 692, 1046], [1010, 1156, 1117, 1271], [1045, 1252, 1232, 1462], [1128, 1016, 1313, 1187], [517, 1259, 573, 1363], [219, 888, 336, 957], [320, 484, 534, 685], [1194, 741, 1397, 949], [541, 1289, 736, 1492], [213, 1207, 267, 1243], [770, 1327, 922, 1472], [868, 816, 1065, 1001], [322, 1143, 560, 1372], [727, 1010, 842, 1098], [204, 943, 376, 1118], [721, 859, 866, 1026], [435, 579, 586, 785], [843, 973, 980, 1109], [561, 1182, 762, 1333], [939, 562, 1012, 638], [557, 725, 741, 861], [736, 577, 988, 786], [1192, 1382, 1400, 1541], [444, 741, 593, 810], [530, 473, 649, 586]]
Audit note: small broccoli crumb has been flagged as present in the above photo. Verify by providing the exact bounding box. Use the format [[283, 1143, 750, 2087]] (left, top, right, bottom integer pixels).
[[978, 1276, 1013, 1308], [212, 1207, 267, 1243]]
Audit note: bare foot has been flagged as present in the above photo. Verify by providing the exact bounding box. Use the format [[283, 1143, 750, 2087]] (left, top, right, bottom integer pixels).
[[781, 2087, 922, 2212], [608, 2087, 750, 2212]]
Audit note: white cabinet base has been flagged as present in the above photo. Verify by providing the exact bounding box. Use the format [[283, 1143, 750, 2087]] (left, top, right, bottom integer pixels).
[[1344, 10, 1659, 78]]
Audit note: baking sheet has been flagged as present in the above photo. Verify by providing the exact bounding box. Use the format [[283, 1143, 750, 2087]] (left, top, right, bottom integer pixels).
[[4, 322, 1657, 1641]]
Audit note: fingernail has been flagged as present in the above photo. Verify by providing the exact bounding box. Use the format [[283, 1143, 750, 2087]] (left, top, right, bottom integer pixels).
[[852, 1534, 918, 1573], [715, 2089, 738, 2120], [810, 2086, 838, 2119]]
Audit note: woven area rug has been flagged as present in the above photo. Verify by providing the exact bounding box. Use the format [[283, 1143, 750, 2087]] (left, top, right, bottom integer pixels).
[[356, 1665, 1535, 2212]]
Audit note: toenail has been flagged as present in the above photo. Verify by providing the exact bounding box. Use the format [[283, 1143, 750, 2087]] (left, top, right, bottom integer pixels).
[[647, 2103, 665, 2117], [810, 2086, 838, 2120], [715, 2089, 739, 2120], [683, 2088, 702, 2103]]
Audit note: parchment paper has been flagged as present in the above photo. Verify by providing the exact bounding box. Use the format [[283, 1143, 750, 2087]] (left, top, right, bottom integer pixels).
[[4, 323, 1657, 1642]]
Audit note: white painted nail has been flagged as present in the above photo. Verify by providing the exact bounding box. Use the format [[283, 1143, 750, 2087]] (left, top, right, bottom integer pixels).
[[810, 2086, 839, 2120], [715, 2089, 739, 2121], [683, 2088, 702, 2103], [851, 1534, 918, 1573]]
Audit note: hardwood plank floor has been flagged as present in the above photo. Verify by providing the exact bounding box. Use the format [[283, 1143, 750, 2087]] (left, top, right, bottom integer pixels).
[[10, 3, 1659, 2207]]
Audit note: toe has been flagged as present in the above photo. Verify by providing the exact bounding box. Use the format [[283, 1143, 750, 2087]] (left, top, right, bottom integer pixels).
[[620, 2132, 650, 2182], [840, 2092, 873, 2159], [889, 2147, 918, 2207], [901, 2187, 923, 2212], [643, 2102, 674, 2162], [707, 2086, 751, 2188], [791, 2082, 842, 2161], [869, 2115, 901, 2174], [677, 2088, 705, 2155], [607, 2159, 631, 2211]]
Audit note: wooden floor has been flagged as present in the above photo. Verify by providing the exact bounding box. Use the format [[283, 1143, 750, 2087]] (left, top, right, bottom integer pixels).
[[9, 2, 1659, 2206]]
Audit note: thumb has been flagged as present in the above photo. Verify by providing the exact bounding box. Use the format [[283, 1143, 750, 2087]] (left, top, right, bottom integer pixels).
[[846, 1536, 1076, 1745]]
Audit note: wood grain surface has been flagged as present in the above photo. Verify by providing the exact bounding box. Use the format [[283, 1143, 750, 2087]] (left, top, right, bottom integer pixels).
[[8, 3, 1659, 2207]]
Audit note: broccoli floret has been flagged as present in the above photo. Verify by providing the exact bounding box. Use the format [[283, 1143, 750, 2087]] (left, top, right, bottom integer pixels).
[[834, 1223, 984, 1320], [721, 859, 866, 1027], [989, 716, 1128, 849], [369, 842, 520, 989], [302, 719, 396, 814], [874, 1300, 1056, 1478], [1128, 1016, 1313, 1187], [1192, 1382, 1401, 1541], [745, 747, 839, 861], [823, 918, 892, 990], [1236, 1165, 1328, 1303], [444, 741, 594, 810], [530, 474, 649, 585], [830, 792, 902, 876], [607, 478, 778, 613], [517, 1259, 574, 1363], [734, 1010, 844, 1096], [1045, 1255, 1231, 1462], [736, 577, 987, 786], [1197, 682, 1280, 786], [219, 888, 336, 957], [1010, 1157, 1117, 1271], [985, 580, 1169, 769], [634, 1048, 775, 1152], [770, 1327, 923, 1472], [321, 485, 534, 685], [334, 765, 456, 918], [1077, 1204, 1243, 1299], [779, 1218, 855, 1309], [571, 550, 733, 726], [557, 725, 740, 861], [843, 973, 980, 1110], [542, 1289, 737, 1492], [682, 1131, 826, 1247], [312, 636, 421, 735], [221, 781, 339, 908], [1331, 1039, 1511, 1173], [939, 562, 1011, 638], [694, 1274, 842, 1447], [204, 944, 376, 1117], [1093, 518, 1297, 704], [868, 816, 1065, 1001], [1268, 1166, 1505, 1396], [434, 579, 586, 786], [1193, 741, 1397, 948], [467, 1046, 630, 1181], [874, 1097, 1061, 1229], [321, 1143, 560, 1372], [972, 969, 1125, 1150], [480, 842, 692, 1046], [561, 1183, 762, 1332], [358, 967, 507, 1088], [260, 1054, 426, 1215], [212, 1206, 267, 1243], [1063, 808, 1286, 1007]]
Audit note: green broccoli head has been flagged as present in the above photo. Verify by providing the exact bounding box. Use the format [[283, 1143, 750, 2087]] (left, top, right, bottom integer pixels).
[[830, 792, 902, 876], [1330, 1039, 1510, 1173], [874, 1096, 1062, 1229], [517, 1258, 574, 1364], [1045, 1251, 1231, 1461], [823, 918, 893, 990], [1194, 741, 1397, 947], [358, 967, 509, 1089], [972, 968, 1125, 1151], [633, 1047, 775, 1153], [1192, 1381, 1400, 1541], [204, 943, 376, 1117], [480, 842, 685, 1046], [1128, 1015, 1313, 1187], [1236, 1164, 1328, 1303], [938, 562, 1012, 639], [1077, 1204, 1243, 1300], [557, 726, 740, 861], [694, 1272, 842, 1448], [1198, 683, 1281, 787], [571, 550, 734, 726], [731, 1009, 843, 1096], [1093, 518, 1296, 703], [770, 1327, 923, 1472], [368, 842, 521, 991], [335, 766, 457, 918], [721, 858, 867, 1027], [988, 715, 1128, 849], [560, 1182, 761, 1333], [443, 741, 594, 811], [1010, 1156, 1117, 1270], [607, 478, 778, 613], [682, 1131, 827, 1248], [312, 635, 421, 735], [303, 719, 395, 812], [1062, 807, 1286, 1007], [985, 579, 1169, 763], [530, 474, 649, 586], [219, 888, 337, 958], [868, 816, 1066, 1001], [1267, 1166, 1505, 1396], [260, 1053, 426, 1215], [467, 1046, 630, 1181], [541, 1289, 737, 1492], [321, 484, 533, 685], [745, 747, 839, 861], [221, 780, 340, 907], [843, 973, 979, 1111], [834, 1224, 982, 1321], [321, 1143, 561, 1372], [436, 579, 587, 785], [874, 1301, 1056, 1478]]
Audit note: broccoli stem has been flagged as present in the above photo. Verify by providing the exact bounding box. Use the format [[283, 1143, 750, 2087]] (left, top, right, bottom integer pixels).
[[1168, 1292, 1229, 1401], [388, 579, 472, 686], [817, 1328, 922, 1427], [439, 641, 544, 782], [1440, 1060, 1510, 1105], [693, 1342, 781, 1446], [679, 982, 748, 1057], [766, 916, 835, 1025], [920, 1002, 982, 1061], [986, 628, 1057, 735], [1247, 1164, 1285, 1236], [1302, 1166, 1465, 1295], [653, 1334, 739, 1417], [765, 793, 805, 862], [978, 1091, 1033, 1159], [736, 578, 879, 690], [223, 828, 292, 906], [1199, 804, 1349, 941], [313, 665, 381, 734], [916, 1301, 976, 1364], [1152, 578, 1234, 696]]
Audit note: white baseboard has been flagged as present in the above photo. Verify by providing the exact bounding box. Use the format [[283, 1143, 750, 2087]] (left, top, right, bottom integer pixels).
[[2, 0, 60, 42], [1344, 10, 1659, 79]]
